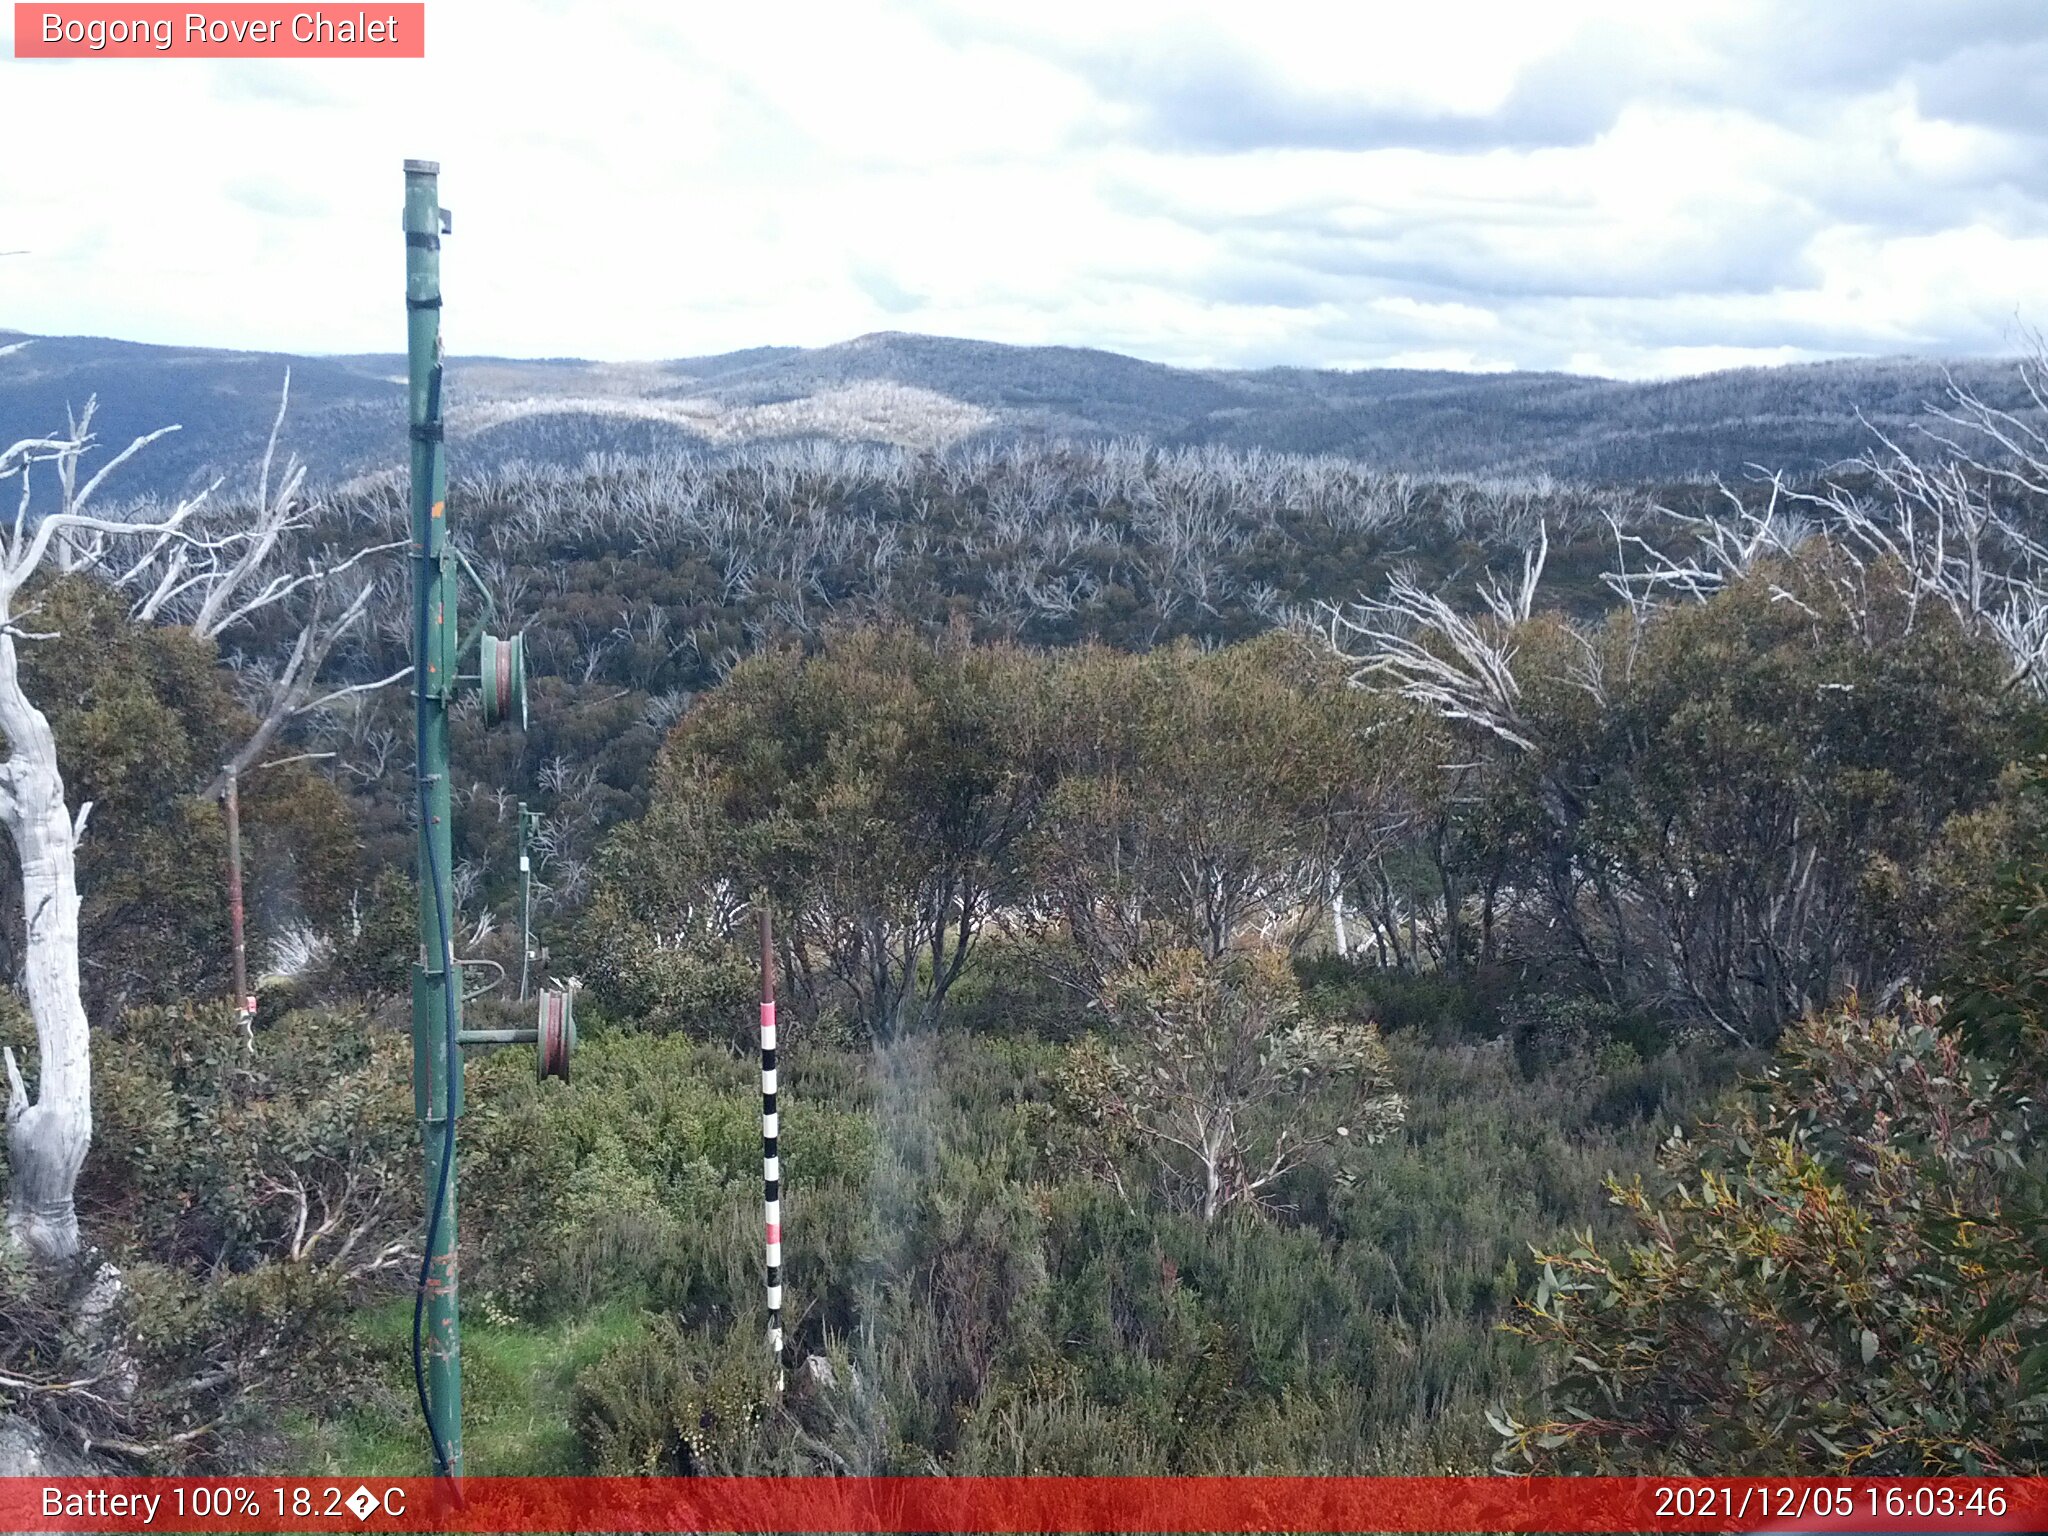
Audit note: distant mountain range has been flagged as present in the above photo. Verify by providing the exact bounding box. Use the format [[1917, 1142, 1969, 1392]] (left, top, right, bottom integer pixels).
[[0, 327, 2031, 500]]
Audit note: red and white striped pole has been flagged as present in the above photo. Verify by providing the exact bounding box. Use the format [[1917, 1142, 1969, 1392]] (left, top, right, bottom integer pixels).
[[759, 905, 785, 1398]]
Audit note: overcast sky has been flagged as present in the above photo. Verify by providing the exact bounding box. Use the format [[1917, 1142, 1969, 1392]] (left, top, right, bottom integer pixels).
[[5, 0, 2047, 378]]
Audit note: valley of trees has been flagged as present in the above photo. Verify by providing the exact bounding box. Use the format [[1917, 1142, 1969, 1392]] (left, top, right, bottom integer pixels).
[[2, 359, 2047, 1478]]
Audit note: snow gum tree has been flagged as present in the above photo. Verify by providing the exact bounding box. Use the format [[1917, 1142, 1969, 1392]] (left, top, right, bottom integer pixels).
[[0, 384, 389, 1260], [1065, 946, 1406, 1222], [0, 413, 196, 1257]]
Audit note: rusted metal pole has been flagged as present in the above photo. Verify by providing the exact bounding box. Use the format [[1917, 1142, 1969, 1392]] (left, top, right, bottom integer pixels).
[[222, 763, 253, 1048], [760, 904, 784, 1397]]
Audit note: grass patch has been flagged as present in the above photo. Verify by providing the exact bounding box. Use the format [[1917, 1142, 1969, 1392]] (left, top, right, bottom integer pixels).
[[286, 1296, 649, 1476]]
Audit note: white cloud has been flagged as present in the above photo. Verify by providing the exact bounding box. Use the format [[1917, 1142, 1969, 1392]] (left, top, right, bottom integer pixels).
[[1, 0, 2044, 376]]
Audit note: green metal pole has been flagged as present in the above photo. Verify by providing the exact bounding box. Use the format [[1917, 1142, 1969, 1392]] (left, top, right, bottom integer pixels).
[[518, 802, 534, 1002], [404, 157, 463, 1478]]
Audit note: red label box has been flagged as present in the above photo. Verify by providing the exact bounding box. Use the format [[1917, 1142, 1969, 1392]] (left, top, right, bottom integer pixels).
[[7, 1476, 2048, 1533], [12, 3, 425, 57]]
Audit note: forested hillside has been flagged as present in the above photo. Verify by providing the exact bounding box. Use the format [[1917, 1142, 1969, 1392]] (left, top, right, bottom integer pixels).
[[3, 357, 2047, 1479], [4, 328, 2034, 500]]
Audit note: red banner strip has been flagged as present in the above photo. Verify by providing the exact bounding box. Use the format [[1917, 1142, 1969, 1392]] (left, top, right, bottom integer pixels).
[[12, 5, 425, 58], [6, 1477, 2045, 1533]]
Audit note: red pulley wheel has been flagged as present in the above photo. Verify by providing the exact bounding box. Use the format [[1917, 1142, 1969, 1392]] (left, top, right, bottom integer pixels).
[[480, 632, 527, 731], [493, 635, 511, 718], [537, 986, 575, 1083]]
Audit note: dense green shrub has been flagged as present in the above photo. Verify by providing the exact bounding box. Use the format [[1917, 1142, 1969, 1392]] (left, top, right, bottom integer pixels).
[[444, 972, 1692, 1475], [591, 625, 1055, 1040], [87, 1003, 415, 1276], [0, 577, 358, 1020], [26, 428, 2048, 1481], [1499, 992, 1671, 1077], [1498, 995, 2046, 1473], [25, 1003, 417, 1468], [1033, 635, 1415, 978], [1060, 946, 1404, 1221], [1293, 958, 1513, 1045], [944, 933, 1093, 1041], [574, 887, 757, 1046], [572, 1316, 788, 1474], [1365, 552, 2039, 1042], [460, 1029, 875, 1322], [318, 866, 416, 1001]]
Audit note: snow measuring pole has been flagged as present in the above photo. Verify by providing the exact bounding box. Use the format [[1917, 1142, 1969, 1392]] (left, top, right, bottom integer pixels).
[[404, 157, 464, 1479], [760, 905, 785, 1398]]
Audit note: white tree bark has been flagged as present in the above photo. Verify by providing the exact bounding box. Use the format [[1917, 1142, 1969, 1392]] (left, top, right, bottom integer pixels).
[[0, 396, 374, 1261], [0, 417, 194, 1260], [0, 589, 93, 1259]]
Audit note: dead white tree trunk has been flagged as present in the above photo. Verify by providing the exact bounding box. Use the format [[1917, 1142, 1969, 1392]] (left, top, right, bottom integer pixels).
[[0, 386, 409, 1258], [0, 410, 214, 1259], [0, 614, 91, 1259]]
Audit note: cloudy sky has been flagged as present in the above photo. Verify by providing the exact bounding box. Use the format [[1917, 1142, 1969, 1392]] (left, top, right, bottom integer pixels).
[[4, 0, 2047, 377]]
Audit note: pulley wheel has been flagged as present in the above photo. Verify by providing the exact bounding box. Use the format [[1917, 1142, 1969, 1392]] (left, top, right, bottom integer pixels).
[[480, 632, 528, 731], [536, 985, 575, 1083]]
